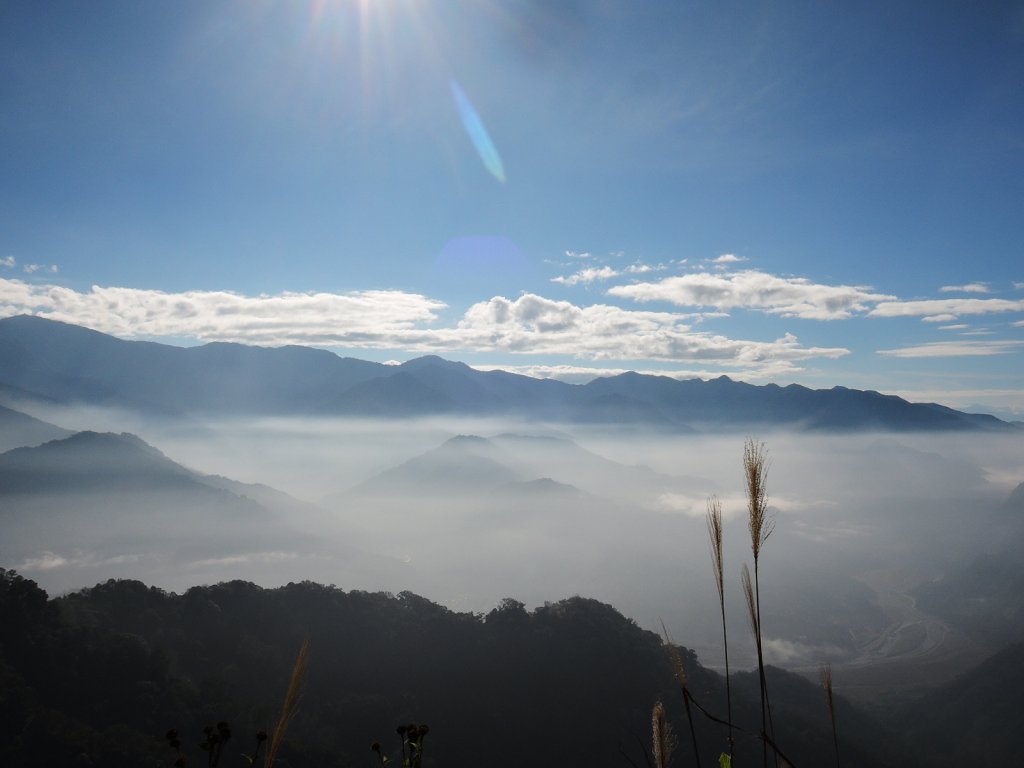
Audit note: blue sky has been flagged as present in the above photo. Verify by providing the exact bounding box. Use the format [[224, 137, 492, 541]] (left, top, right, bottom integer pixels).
[[1, 1, 1022, 416]]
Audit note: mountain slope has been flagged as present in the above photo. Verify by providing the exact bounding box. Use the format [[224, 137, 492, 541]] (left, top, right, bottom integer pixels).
[[0, 431, 389, 594], [1, 314, 1015, 431], [902, 639, 1024, 765], [0, 404, 71, 451], [348, 434, 522, 497]]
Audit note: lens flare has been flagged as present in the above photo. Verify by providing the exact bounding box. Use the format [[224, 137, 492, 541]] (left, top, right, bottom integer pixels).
[[450, 79, 506, 183]]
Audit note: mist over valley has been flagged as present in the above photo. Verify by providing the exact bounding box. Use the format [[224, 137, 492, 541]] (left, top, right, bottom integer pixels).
[[3, 320, 1023, 708]]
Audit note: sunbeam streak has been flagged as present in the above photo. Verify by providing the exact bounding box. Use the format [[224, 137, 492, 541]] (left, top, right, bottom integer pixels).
[[450, 79, 506, 183]]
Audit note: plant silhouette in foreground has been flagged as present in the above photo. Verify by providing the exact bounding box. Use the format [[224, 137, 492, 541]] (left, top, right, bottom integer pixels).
[[744, 438, 776, 767], [265, 637, 310, 767], [662, 623, 701, 767], [372, 723, 430, 768], [163, 636, 307, 767], [707, 493, 733, 763], [656, 439, 826, 768], [821, 664, 840, 768], [651, 701, 673, 768], [163, 724, 267, 768]]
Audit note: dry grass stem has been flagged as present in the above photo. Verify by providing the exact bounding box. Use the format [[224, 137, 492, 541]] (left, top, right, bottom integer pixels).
[[743, 439, 773, 563], [660, 621, 688, 690], [651, 701, 673, 768], [706, 494, 733, 757], [707, 496, 725, 603], [661, 623, 702, 767], [741, 564, 758, 637], [821, 663, 840, 768], [265, 637, 311, 768]]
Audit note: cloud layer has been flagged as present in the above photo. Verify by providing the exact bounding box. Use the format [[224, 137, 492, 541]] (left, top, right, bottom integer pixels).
[[877, 340, 1024, 358], [870, 297, 1024, 321], [608, 270, 894, 320]]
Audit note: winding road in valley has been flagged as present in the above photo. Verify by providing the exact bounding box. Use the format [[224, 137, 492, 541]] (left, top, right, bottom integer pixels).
[[845, 583, 950, 667], [793, 571, 982, 703]]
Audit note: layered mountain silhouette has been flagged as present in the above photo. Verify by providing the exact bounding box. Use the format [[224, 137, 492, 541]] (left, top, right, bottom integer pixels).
[[0, 404, 70, 452], [0, 314, 1014, 431], [338, 432, 703, 509], [0, 431, 385, 591]]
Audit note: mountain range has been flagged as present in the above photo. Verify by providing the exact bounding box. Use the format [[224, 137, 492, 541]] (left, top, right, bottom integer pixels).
[[0, 314, 1015, 431]]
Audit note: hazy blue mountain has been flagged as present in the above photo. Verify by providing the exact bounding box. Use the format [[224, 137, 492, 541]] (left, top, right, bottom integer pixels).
[[580, 372, 1009, 431], [325, 369, 458, 416], [340, 432, 705, 508], [0, 430, 325, 517], [0, 404, 71, 451], [1002, 481, 1024, 514], [494, 476, 584, 499], [1, 314, 1014, 431], [348, 434, 522, 497], [0, 430, 391, 593], [0, 431, 199, 494], [0, 314, 387, 415]]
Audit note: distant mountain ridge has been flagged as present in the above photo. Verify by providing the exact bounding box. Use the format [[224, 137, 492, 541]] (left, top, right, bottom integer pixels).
[[0, 314, 1013, 432]]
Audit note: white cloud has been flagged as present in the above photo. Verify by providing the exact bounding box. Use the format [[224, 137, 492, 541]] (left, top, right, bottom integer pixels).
[[0, 256, 14, 269], [0, 278, 447, 346], [624, 263, 662, 274], [657, 491, 748, 519], [711, 254, 746, 264], [940, 283, 990, 294], [0, 278, 850, 369], [23, 263, 59, 274], [936, 324, 969, 330], [17, 550, 141, 571], [609, 269, 893, 320], [551, 257, 666, 285], [1015, 282, 1024, 290], [564, 250, 593, 260], [870, 297, 1024, 320], [1015, 320, 1024, 327], [922, 314, 960, 323], [454, 293, 849, 363], [551, 266, 619, 285], [188, 551, 306, 568], [877, 340, 1024, 358], [762, 636, 847, 664]]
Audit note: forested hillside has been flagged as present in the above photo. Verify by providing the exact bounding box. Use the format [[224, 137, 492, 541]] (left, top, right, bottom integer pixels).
[[0, 570, 904, 767]]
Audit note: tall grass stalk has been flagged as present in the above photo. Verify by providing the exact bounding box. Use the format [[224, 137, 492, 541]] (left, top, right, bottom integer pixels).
[[265, 637, 310, 768], [821, 664, 840, 768], [744, 439, 775, 768], [651, 701, 673, 768], [706, 494, 733, 759]]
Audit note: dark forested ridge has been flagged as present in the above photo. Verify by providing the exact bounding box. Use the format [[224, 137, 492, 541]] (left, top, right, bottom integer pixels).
[[0, 570, 908, 768], [0, 315, 1013, 431]]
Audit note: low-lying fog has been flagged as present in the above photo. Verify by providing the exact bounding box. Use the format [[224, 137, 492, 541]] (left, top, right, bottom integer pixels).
[[5, 404, 1024, 689]]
